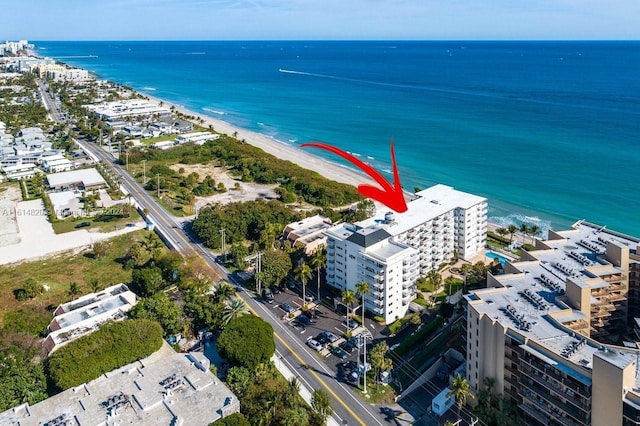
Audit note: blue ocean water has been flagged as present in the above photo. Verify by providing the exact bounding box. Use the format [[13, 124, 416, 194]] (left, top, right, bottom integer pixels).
[[35, 41, 640, 236]]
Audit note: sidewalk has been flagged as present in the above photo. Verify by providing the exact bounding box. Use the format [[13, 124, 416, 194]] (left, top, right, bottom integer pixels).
[[271, 354, 341, 426]]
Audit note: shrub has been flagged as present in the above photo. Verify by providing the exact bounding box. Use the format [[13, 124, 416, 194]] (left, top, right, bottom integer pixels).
[[47, 319, 163, 390], [3, 307, 51, 337], [217, 315, 275, 370], [211, 413, 250, 426]]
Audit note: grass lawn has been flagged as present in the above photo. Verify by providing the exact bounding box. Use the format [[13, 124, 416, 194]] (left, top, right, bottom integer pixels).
[[0, 230, 146, 329], [357, 382, 396, 404], [52, 207, 141, 234]]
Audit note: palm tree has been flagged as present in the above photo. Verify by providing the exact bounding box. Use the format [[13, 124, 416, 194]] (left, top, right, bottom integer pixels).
[[426, 270, 442, 310], [222, 297, 249, 325], [215, 281, 236, 302], [355, 281, 370, 325], [519, 223, 529, 245], [529, 224, 541, 245], [294, 262, 313, 308], [507, 224, 518, 246], [311, 389, 333, 425], [448, 373, 473, 420], [310, 246, 326, 306], [341, 289, 357, 330], [495, 227, 508, 242]]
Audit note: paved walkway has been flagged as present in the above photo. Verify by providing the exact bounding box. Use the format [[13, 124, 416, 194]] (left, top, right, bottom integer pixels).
[[0, 199, 145, 266]]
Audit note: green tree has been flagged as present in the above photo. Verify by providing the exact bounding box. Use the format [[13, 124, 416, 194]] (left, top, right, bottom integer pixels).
[[294, 262, 313, 308], [0, 345, 48, 411], [448, 373, 474, 420], [311, 388, 333, 425], [217, 315, 275, 370], [282, 407, 309, 426], [67, 282, 80, 297], [131, 266, 165, 297], [18, 278, 44, 300], [529, 224, 541, 244], [223, 297, 250, 325], [225, 366, 252, 397], [426, 270, 442, 309], [210, 413, 250, 426], [507, 224, 518, 246], [128, 242, 151, 267], [229, 243, 248, 269], [355, 281, 370, 325], [215, 281, 236, 303], [519, 223, 529, 245], [261, 249, 292, 289], [309, 245, 326, 304], [495, 227, 508, 241], [128, 293, 182, 336], [341, 290, 357, 330]]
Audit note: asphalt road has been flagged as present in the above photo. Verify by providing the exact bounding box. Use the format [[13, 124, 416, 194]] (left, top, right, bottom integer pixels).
[[68, 134, 386, 426]]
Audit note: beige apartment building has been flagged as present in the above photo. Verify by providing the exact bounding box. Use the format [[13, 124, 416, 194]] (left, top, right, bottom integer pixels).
[[466, 221, 640, 426]]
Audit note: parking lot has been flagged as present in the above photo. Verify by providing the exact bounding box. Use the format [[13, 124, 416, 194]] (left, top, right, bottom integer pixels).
[[260, 281, 391, 386]]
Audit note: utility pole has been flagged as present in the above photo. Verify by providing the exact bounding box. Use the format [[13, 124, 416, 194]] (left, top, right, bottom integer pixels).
[[125, 151, 129, 171], [219, 228, 226, 262], [141, 159, 146, 184], [362, 333, 368, 394], [156, 173, 160, 198], [256, 251, 263, 295]]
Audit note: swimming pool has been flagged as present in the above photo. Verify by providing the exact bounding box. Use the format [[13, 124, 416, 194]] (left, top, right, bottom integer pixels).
[[486, 251, 510, 266]]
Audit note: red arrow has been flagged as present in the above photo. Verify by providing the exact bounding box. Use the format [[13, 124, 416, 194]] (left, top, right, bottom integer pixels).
[[301, 139, 408, 213]]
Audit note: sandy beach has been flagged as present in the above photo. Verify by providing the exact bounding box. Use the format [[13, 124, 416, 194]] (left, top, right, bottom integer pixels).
[[144, 94, 376, 190]]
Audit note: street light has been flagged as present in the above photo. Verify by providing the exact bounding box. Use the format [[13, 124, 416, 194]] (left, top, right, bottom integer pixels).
[[141, 159, 146, 184], [156, 173, 161, 198]]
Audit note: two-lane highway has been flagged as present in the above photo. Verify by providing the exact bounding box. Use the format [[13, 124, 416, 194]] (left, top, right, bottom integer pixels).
[[75, 137, 386, 426]]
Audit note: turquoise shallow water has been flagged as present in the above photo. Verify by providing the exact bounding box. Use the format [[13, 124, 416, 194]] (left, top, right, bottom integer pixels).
[[35, 41, 640, 236]]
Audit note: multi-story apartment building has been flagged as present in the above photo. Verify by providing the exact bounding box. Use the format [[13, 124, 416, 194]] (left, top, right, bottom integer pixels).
[[466, 221, 640, 426], [325, 184, 487, 323]]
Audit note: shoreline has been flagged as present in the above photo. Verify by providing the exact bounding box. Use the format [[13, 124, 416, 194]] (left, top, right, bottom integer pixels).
[[143, 93, 377, 190]]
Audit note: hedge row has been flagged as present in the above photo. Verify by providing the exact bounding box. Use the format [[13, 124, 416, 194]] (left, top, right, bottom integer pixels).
[[47, 319, 163, 390]]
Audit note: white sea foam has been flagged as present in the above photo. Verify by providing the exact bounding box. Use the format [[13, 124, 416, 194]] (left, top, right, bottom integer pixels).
[[143, 86, 156, 91], [203, 107, 225, 115], [367, 156, 375, 160], [352, 153, 361, 157], [188, 52, 206, 55]]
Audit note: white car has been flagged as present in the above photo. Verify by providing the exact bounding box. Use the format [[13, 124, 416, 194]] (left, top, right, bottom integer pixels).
[[306, 338, 324, 352]]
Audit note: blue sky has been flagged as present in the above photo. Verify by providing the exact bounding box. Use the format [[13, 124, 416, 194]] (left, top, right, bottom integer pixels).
[[3, 0, 639, 40]]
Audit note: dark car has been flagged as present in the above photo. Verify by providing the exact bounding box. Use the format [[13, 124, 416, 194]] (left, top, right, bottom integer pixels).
[[301, 310, 317, 323], [340, 360, 358, 372], [331, 346, 349, 360], [296, 314, 311, 326], [340, 340, 357, 353], [315, 334, 330, 346], [319, 331, 339, 343], [75, 221, 91, 228], [263, 288, 274, 304], [279, 303, 295, 314], [348, 336, 364, 348], [272, 286, 281, 294]]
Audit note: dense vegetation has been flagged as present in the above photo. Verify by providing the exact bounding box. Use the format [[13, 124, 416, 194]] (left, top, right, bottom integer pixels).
[[0, 73, 48, 130], [0, 340, 48, 411], [125, 135, 361, 207], [47, 319, 163, 390], [192, 199, 300, 249], [217, 315, 276, 370]]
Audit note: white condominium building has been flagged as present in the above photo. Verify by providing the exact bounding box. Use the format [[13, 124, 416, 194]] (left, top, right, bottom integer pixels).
[[325, 184, 487, 323]]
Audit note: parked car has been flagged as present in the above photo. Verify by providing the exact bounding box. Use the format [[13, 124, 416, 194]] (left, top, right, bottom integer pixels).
[[272, 286, 281, 294], [301, 310, 316, 323], [319, 331, 339, 343], [304, 294, 315, 303], [75, 221, 91, 228], [315, 334, 330, 346], [306, 338, 324, 352], [279, 303, 295, 314], [340, 340, 357, 353], [331, 346, 349, 360], [344, 318, 358, 329], [348, 336, 364, 348], [263, 288, 274, 303], [296, 314, 311, 326], [389, 343, 401, 352]]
